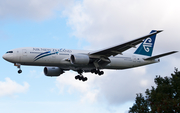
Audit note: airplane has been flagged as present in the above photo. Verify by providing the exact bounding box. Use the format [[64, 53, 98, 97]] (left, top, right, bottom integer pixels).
[[2, 30, 178, 82]]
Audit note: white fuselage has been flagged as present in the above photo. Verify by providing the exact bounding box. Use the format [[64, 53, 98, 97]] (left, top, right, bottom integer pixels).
[[3, 47, 159, 71]]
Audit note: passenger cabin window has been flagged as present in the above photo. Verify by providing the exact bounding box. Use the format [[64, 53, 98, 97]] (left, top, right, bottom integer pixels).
[[6, 51, 13, 53]]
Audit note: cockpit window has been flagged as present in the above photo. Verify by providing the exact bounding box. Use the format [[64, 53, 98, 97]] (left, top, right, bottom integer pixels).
[[6, 51, 13, 53]]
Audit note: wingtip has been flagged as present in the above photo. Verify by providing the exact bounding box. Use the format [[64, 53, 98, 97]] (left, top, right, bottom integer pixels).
[[168, 51, 178, 55], [173, 51, 178, 53], [150, 30, 163, 34], [156, 30, 163, 33]]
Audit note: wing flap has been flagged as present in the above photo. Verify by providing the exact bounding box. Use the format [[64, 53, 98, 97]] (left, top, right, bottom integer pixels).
[[144, 51, 178, 60]]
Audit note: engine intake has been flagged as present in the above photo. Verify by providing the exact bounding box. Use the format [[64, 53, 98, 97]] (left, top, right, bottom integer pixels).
[[44, 67, 64, 76], [70, 54, 90, 65]]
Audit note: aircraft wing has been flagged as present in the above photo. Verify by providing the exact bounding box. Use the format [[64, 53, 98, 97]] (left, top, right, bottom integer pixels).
[[89, 30, 163, 57], [144, 51, 178, 60]]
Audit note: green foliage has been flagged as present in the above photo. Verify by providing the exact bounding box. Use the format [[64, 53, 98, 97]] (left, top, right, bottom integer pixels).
[[129, 68, 180, 113]]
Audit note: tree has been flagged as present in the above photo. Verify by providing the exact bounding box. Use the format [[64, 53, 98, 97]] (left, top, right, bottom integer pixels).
[[129, 68, 180, 113]]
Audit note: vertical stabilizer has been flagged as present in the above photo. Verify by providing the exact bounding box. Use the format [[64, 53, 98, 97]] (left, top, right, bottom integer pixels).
[[134, 30, 157, 56]]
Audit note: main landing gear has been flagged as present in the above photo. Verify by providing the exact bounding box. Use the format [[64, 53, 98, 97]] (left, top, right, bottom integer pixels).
[[75, 75, 88, 82], [14, 63, 22, 74], [75, 69, 104, 82], [75, 70, 88, 82], [91, 69, 104, 76]]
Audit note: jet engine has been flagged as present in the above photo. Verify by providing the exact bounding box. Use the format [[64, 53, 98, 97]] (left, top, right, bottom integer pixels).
[[70, 54, 90, 65], [44, 67, 64, 76]]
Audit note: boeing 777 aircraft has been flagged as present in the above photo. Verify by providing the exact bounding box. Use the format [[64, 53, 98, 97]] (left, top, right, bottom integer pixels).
[[2, 30, 178, 82]]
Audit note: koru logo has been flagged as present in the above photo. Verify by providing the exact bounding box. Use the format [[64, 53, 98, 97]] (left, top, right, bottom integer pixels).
[[143, 38, 152, 52]]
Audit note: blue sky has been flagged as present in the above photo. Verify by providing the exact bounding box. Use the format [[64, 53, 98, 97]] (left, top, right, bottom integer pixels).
[[1, 0, 180, 113]]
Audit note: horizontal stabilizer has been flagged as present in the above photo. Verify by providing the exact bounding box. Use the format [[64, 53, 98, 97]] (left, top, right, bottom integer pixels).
[[144, 51, 178, 60]]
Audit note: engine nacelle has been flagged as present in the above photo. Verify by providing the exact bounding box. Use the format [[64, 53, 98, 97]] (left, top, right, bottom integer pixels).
[[70, 54, 90, 65], [44, 67, 64, 76]]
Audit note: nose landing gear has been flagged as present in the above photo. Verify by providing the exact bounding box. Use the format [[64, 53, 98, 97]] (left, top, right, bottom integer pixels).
[[18, 69, 22, 74], [14, 63, 22, 74]]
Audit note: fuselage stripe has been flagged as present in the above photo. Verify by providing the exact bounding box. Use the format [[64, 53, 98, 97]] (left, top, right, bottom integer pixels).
[[34, 51, 51, 59], [34, 52, 58, 61]]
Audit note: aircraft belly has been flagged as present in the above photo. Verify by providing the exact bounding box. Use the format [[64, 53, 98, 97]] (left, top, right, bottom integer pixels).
[[104, 57, 158, 69], [105, 57, 133, 69]]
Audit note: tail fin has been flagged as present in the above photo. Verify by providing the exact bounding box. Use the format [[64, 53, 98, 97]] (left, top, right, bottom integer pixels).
[[134, 30, 158, 56]]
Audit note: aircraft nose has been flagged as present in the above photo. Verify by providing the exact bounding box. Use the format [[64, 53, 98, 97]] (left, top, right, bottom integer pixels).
[[2, 54, 13, 62], [2, 54, 6, 60]]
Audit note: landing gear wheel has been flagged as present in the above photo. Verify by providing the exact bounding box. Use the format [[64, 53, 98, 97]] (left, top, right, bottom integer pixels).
[[91, 69, 104, 76], [79, 76, 82, 80], [75, 75, 88, 82], [82, 77, 88, 82], [18, 70, 22, 74], [98, 71, 104, 76], [75, 70, 88, 82], [75, 75, 80, 80]]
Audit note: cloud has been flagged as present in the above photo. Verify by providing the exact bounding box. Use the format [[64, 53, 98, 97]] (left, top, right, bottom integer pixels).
[[55, 66, 156, 106], [0, 78, 29, 97], [59, 0, 180, 107], [56, 71, 98, 103], [64, 0, 180, 52], [93, 67, 156, 106], [0, 0, 74, 20]]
